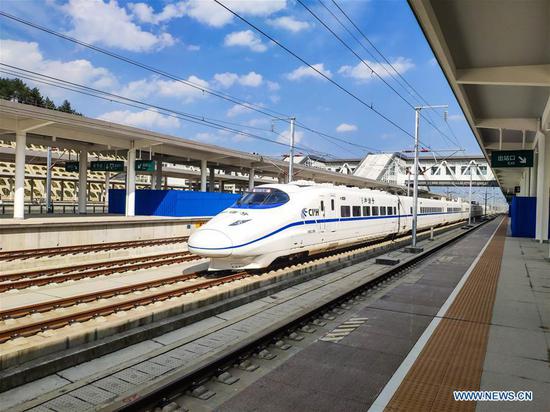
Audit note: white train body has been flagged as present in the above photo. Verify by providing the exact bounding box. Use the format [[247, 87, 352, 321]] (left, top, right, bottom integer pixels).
[[188, 183, 472, 270]]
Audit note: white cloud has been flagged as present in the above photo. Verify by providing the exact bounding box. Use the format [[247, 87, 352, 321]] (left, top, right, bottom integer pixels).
[[226, 103, 256, 118], [239, 72, 263, 87], [118, 75, 209, 102], [0, 39, 117, 94], [224, 30, 267, 52], [277, 128, 304, 144], [338, 57, 414, 82], [447, 113, 464, 121], [97, 109, 180, 129], [62, 0, 174, 52], [128, 1, 186, 24], [186, 0, 286, 27], [336, 123, 358, 133], [286, 63, 332, 81], [267, 16, 311, 33], [267, 80, 280, 91], [214, 71, 263, 88]]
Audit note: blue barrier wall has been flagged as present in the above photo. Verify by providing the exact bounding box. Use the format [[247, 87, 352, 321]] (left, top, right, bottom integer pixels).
[[510, 196, 536, 238], [108, 190, 240, 217]]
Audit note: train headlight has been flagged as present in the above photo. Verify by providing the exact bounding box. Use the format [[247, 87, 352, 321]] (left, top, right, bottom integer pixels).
[[229, 219, 251, 226]]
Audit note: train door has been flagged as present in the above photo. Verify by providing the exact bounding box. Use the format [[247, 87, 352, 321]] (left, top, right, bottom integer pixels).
[[318, 195, 327, 234], [325, 194, 338, 234], [397, 196, 410, 232]]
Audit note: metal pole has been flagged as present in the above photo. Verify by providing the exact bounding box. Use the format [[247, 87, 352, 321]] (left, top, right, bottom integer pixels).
[[484, 184, 488, 219], [407, 172, 410, 197], [411, 108, 420, 248], [468, 162, 473, 225], [288, 117, 295, 183], [46, 147, 52, 213]]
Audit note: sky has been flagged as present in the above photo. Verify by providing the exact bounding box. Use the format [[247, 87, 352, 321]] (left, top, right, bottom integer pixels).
[[0, 0, 482, 161]]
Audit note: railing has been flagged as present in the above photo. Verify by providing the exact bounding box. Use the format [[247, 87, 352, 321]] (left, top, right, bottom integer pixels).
[[0, 203, 108, 216]]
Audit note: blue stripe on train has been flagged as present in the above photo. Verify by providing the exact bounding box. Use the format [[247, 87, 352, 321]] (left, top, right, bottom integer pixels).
[[188, 211, 466, 251]]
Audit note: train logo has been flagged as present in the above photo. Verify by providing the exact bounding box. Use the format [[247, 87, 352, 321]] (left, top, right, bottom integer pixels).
[[301, 208, 320, 218]]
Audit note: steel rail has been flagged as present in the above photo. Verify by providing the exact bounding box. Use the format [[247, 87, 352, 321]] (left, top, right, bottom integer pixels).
[[120, 217, 497, 411], [0, 254, 202, 292], [0, 236, 191, 261], [0, 269, 205, 320], [0, 251, 197, 285], [0, 271, 249, 343]]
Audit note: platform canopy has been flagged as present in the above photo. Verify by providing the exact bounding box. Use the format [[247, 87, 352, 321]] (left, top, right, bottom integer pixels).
[[409, 0, 550, 196], [0, 99, 411, 192]]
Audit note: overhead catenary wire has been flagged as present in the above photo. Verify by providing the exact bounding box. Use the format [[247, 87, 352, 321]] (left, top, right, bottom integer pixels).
[[0, 65, 337, 158], [0, 11, 375, 157], [299, 0, 461, 151], [330, 0, 464, 150], [213, 0, 417, 141]]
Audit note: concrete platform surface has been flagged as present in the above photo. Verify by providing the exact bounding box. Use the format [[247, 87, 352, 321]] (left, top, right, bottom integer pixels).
[[218, 219, 504, 411], [478, 237, 550, 412]]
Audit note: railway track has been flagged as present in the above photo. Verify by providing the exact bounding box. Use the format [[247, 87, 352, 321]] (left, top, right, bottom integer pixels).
[[0, 271, 249, 343], [0, 251, 201, 291], [0, 236, 190, 261], [121, 217, 497, 412], [0, 220, 474, 345]]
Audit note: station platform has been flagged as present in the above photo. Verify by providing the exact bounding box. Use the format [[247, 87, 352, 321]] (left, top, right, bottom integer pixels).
[[0, 214, 208, 251], [217, 217, 549, 412]]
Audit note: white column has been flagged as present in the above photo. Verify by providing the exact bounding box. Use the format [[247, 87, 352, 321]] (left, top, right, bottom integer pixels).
[[530, 151, 538, 197], [78, 150, 87, 214], [248, 167, 255, 190], [155, 159, 163, 190], [14, 131, 26, 219], [535, 131, 549, 241], [200, 159, 207, 192], [209, 167, 215, 192], [46, 146, 52, 212], [104, 172, 110, 204], [126, 145, 136, 216]]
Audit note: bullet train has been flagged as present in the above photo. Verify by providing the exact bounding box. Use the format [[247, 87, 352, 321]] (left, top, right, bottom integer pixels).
[[188, 183, 477, 271]]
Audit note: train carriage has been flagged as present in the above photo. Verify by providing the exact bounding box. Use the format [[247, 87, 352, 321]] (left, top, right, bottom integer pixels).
[[188, 183, 474, 270]]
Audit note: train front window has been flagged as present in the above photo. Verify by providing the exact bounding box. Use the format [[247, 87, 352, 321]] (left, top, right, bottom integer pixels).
[[233, 188, 290, 209]]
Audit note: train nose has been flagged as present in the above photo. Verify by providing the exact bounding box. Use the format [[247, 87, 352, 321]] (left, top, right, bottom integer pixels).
[[188, 229, 233, 257]]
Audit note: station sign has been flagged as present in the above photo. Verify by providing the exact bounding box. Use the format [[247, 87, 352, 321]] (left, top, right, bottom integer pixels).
[[135, 160, 155, 172], [65, 161, 79, 172], [491, 150, 533, 168], [90, 161, 124, 172]]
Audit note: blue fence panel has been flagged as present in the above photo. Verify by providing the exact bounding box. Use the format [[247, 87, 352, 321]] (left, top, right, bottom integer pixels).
[[108, 190, 240, 217], [510, 196, 536, 238]]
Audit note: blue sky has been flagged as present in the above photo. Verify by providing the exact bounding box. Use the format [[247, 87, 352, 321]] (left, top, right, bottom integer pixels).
[[0, 0, 481, 160]]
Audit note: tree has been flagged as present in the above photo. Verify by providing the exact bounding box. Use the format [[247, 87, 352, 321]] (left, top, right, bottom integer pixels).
[[0, 78, 82, 116]]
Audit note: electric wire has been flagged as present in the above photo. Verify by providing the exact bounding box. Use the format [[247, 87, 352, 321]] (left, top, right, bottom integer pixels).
[[0, 65, 336, 158], [301, 0, 461, 150], [330, 0, 464, 150], [0, 11, 376, 156], [213, 0, 416, 140]]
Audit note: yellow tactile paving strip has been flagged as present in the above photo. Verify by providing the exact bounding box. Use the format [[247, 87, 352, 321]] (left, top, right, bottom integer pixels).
[[386, 218, 507, 412]]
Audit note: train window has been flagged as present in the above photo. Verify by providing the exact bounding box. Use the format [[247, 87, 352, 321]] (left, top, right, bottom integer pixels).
[[331, 199, 335, 211], [352, 206, 361, 217], [363, 206, 370, 216], [320, 201, 324, 212], [380, 206, 386, 215], [372, 206, 379, 216], [232, 188, 290, 209], [341, 205, 351, 217]]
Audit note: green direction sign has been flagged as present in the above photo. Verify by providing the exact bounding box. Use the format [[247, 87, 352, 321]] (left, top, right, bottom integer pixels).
[[90, 161, 124, 172], [491, 150, 533, 168], [135, 160, 155, 172], [65, 161, 79, 172]]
